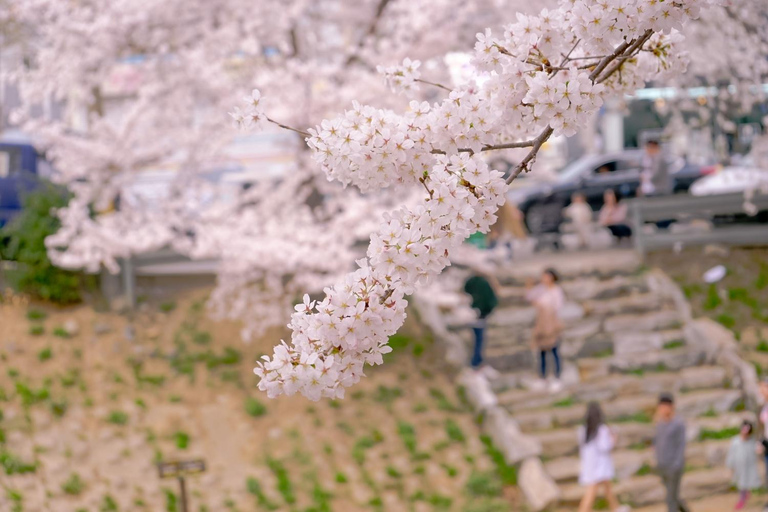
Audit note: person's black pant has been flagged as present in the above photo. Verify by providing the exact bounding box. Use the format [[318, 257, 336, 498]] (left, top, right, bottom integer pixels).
[[660, 469, 688, 512], [539, 346, 561, 379], [607, 224, 632, 240], [471, 324, 485, 368]]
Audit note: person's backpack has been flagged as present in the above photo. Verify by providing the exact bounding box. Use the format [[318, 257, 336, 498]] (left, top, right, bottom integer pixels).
[[463, 275, 498, 319]]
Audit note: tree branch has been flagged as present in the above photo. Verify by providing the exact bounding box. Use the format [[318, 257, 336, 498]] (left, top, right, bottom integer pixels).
[[506, 126, 554, 184], [266, 117, 311, 138], [345, 0, 393, 66], [415, 78, 452, 92]]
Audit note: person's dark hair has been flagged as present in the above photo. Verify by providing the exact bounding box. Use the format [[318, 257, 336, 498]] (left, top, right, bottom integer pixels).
[[543, 268, 559, 282], [584, 402, 604, 443], [645, 138, 660, 147], [658, 392, 674, 405], [742, 420, 754, 436]]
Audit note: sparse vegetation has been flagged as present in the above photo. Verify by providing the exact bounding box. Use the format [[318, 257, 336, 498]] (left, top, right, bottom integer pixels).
[[107, 410, 129, 426], [62, 473, 85, 495]]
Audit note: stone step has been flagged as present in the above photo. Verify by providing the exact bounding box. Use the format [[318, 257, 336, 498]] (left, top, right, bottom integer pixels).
[[498, 274, 650, 307], [534, 411, 752, 459], [485, 328, 688, 375], [517, 388, 743, 439], [604, 310, 683, 333], [558, 466, 732, 508], [497, 366, 728, 411], [577, 346, 707, 381], [495, 249, 641, 285], [544, 439, 731, 484]]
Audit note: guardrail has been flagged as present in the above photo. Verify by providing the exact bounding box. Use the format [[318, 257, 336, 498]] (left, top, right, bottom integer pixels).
[[629, 192, 768, 257]]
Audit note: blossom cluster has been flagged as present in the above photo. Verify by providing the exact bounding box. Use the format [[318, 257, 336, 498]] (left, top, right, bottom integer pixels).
[[255, 154, 506, 400], [229, 89, 268, 130], [250, 0, 710, 400], [377, 58, 421, 94]]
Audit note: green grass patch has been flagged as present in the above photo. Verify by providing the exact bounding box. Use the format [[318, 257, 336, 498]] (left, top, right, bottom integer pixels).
[[107, 410, 129, 426], [159, 301, 176, 313], [465, 471, 503, 497], [100, 494, 119, 511], [334, 472, 348, 484], [173, 431, 190, 450], [552, 396, 575, 408], [62, 473, 84, 495], [0, 450, 37, 475], [429, 388, 461, 412], [266, 457, 296, 505], [480, 435, 517, 485], [445, 419, 466, 443], [663, 340, 685, 350], [397, 421, 418, 456], [372, 385, 402, 405], [15, 382, 49, 406], [37, 347, 52, 362], [28, 325, 44, 336], [700, 427, 739, 440], [615, 412, 652, 423], [716, 313, 736, 329], [757, 340, 768, 353], [52, 327, 70, 338], [26, 309, 47, 321], [245, 397, 267, 418], [635, 463, 653, 476], [703, 284, 721, 310], [699, 407, 718, 418]]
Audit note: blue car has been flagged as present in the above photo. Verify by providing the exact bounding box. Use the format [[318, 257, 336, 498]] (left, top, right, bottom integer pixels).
[[0, 141, 51, 227]]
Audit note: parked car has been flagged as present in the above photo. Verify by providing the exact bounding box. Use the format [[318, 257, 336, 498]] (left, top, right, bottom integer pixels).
[[689, 166, 768, 196], [0, 140, 53, 227], [507, 149, 716, 234]]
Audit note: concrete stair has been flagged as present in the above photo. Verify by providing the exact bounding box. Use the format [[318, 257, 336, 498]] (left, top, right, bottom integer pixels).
[[446, 252, 748, 509]]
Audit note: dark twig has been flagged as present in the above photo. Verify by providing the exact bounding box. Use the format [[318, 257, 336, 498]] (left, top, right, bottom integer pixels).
[[266, 117, 311, 138], [415, 78, 452, 92]]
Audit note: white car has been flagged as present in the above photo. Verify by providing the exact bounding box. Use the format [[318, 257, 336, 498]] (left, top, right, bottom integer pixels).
[[689, 166, 768, 196]]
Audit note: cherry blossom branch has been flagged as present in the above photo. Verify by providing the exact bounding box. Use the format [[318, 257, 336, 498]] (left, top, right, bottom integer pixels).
[[596, 29, 654, 83], [415, 78, 452, 92], [266, 117, 311, 138], [506, 126, 554, 183]]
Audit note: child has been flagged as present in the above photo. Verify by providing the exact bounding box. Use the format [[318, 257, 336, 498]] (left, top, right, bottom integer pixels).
[[727, 420, 762, 510], [563, 193, 593, 249]]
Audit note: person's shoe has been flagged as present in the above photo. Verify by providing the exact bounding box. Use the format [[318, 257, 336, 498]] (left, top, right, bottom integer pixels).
[[548, 379, 563, 393], [616, 506, 631, 512], [480, 365, 500, 380], [529, 379, 547, 392]]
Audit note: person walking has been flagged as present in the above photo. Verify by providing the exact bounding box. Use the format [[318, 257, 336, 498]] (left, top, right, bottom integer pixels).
[[654, 393, 689, 512], [726, 420, 762, 510], [463, 269, 499, 378], [526, 268, 565, 393], [598, 189, 632, 244], [577, 402, 630, 512]]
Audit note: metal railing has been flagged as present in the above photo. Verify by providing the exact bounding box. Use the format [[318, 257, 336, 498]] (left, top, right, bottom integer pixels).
[[629, 192, 768, 257]]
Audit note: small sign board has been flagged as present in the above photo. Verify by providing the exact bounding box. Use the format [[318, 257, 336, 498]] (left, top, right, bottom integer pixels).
[[157, 460, 206, 479]]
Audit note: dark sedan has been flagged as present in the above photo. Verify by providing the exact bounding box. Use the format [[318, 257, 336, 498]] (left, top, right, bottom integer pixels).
[[507, 150, 715, 234]]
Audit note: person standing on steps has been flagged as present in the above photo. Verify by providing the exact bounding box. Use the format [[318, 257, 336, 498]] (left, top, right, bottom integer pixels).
[[726, 420, 762, 510], [525, 268, 565, 393], [463, 267, 500, 379], [654, 393, 689, 512], [757, 378, 768, 511], [577, 402, 630, 512]]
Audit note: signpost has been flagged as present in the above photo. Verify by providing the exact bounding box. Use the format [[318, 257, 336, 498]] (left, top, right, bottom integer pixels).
[[157, 459, 206, 512]]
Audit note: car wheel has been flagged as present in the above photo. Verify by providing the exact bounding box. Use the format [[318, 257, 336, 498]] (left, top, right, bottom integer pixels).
[[525, 204, 555, 234]]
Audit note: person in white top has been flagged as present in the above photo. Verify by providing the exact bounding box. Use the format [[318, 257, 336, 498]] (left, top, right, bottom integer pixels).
[[577, 402, 629, 512], [758, 379, 768, 512], [563, 192, 594, 249], [526, 268, 566, 393]]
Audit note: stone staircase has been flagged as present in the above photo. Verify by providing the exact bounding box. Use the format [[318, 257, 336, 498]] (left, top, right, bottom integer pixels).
[[418, 249, 760, 511]]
